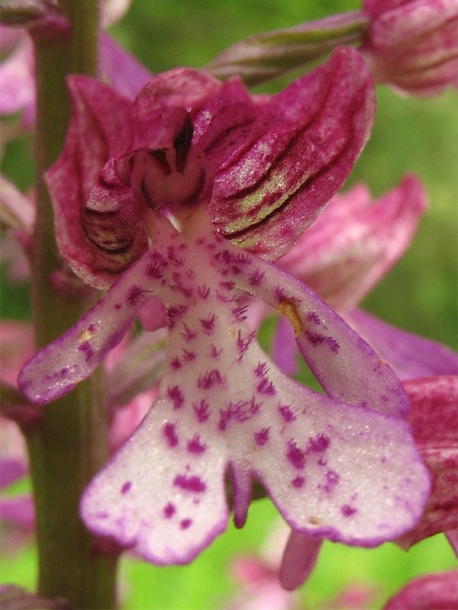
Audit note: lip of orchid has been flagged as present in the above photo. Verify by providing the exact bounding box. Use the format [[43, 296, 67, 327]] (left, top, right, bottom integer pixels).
[[18, 199, 430, 563]]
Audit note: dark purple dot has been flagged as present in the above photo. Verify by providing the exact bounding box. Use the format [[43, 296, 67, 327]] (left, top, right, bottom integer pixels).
[[286, 440, 306, 470], [187, 435, 206, 454], [121, 481, 132, 495], [278, 404, 296, 422], [291, 476, 305, 488], [174, 474, 206, 493], [180, 518, 192, 529], [254, 428, 270, 446], [163, 503, 176, 518], [163, 422, 179, 447], [341, 504, 357, 517], [307, 434, 330, 453]]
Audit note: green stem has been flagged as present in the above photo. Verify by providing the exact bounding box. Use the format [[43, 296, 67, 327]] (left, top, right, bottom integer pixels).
[[25, 1, 118, 607]]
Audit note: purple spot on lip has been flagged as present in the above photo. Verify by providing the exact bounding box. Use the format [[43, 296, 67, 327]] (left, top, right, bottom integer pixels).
[[171, 357, 181, 370], [146, 252, 168, 278], [305, 330, 340, 354], [286, 440, 306, 470], [341, 504, 357, 517], [127, 285, 144, 305], [199, 314, 216, 333], [249, 269, 264, 286], [163, 502, 176, 518], [254, 362, 268, 378], [163, 422, 179, 447], [174, 474, 206, 493], [307, 312, 321, 325], [254, 428, 270, 446], [187, 435, 206, 454], [78, 341, 94, 362], [278, 404, 296, 422], [209, 344, 223, 359], [307, 434, 330, 453], [181, 323, 197, 342], [237, 330, 256, 357], [197, 369, 224, 389], [167, 385, 185, 409], [231, 303, 248, 322], [292, 476, 305, 488], [180, 518, 192, 529], [220, 280, 235, 291], [321, 469, 339, 493], [257, 377, 276, 395], [167, 305, 188, 328], [193, 400, 210, 423], [197, 284, 210, 299], [121, 481, 132, 495]]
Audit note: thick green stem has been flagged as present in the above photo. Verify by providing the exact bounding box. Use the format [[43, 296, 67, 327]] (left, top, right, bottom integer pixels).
[[24, 1, 118, 607]]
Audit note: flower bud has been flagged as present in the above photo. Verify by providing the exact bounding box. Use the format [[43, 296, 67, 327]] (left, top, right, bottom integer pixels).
[[361, 0, 458, 96]]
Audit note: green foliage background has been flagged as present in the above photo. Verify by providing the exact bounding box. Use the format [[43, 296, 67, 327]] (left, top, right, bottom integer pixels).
[[1, 0, 457, 608]]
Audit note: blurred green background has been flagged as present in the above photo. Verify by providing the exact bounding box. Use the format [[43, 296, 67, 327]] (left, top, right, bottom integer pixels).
[[1, 0, 457, 608]]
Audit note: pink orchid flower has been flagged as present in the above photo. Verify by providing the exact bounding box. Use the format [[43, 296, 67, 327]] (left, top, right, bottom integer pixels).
[[383, 569, 458, 609], [361, 0, 458, 97], [19, 50, 430, 565]]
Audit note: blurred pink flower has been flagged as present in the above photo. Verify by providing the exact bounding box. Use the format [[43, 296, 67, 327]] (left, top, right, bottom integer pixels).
[[0, 1, 150, 128], [361, 0, 458, 96], [383, 569, 458, 609]]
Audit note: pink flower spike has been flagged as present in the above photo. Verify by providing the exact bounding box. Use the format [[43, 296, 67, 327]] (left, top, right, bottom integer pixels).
[[383, 570, 458, 609], [279, 531, 323, 591]]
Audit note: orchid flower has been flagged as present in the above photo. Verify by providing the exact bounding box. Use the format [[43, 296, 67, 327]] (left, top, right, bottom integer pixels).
[[19, 49, 430, 565], [361, 0, 458, 97]]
